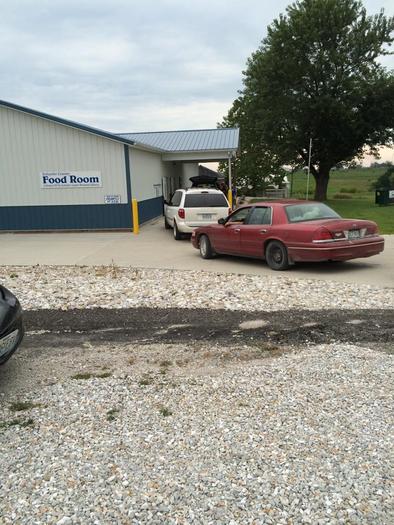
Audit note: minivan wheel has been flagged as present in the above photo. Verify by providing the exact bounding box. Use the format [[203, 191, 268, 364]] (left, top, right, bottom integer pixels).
[[265, 241, 289, 271], [199, 235, 214, 259], [173, 221, 182, 240], [164, 216, 171, 230]]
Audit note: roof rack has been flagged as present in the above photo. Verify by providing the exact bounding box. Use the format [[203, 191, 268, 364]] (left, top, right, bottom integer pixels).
[[189, 174, 219, 189]]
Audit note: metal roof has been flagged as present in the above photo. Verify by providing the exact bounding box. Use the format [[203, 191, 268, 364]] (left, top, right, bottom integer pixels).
[[1, 99, 240, 154], [118, 128, 239, 152], [0, 100, 136, 147]]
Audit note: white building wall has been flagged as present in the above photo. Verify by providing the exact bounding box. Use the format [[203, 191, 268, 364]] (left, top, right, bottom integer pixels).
[[181, 163, 199, 188], [0, 106, 128, 206], [129, 148, 181, 201]]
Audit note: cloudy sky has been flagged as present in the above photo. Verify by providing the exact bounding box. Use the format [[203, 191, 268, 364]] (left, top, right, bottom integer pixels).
[[1, 0, 393, 162]]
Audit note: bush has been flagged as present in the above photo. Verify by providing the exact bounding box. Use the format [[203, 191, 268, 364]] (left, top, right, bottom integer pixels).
[[333, 193, 353, 199], [340, 187, 357, 193], [370, 166, 394, 190]]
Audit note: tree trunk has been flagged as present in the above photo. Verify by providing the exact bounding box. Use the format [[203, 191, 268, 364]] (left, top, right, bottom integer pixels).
[[313, 169, 330, 201]]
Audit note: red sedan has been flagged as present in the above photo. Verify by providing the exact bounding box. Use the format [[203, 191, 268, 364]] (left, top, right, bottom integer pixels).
[[191, 200, 385, 270]]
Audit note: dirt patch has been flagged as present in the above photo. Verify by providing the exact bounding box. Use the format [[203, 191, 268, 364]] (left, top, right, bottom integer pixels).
[[0, 337, 298, 397]]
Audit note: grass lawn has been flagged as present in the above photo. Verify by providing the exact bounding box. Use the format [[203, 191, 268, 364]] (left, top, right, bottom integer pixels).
[[326, 199, 394, 234], [289, 167, 394, 234]]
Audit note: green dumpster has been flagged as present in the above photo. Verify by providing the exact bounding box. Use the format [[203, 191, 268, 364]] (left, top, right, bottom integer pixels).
[[375, 189, 394, 206]]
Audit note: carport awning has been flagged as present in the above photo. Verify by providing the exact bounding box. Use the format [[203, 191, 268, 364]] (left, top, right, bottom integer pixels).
[[117, 128, 239, 161]]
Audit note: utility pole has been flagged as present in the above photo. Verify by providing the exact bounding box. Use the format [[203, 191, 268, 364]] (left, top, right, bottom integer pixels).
[[306, 137, 312, 200]]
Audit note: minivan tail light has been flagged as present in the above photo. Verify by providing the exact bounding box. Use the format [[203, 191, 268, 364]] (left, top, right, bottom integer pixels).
[[178, 208, 185, 219], [312, 227, 333, 243]]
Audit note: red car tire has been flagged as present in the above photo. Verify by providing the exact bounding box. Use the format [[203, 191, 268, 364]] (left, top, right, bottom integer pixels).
[[199, 235, 215, 259], [266, 241, 290, 271]]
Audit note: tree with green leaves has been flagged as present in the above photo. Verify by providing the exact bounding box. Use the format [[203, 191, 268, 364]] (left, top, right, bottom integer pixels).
[[221, 0, 394, 200], [371, 165, 394, 190]]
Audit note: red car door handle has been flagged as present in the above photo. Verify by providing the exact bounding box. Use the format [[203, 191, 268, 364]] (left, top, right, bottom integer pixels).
[[260, 229, 267, 233], [234, 228, 240, 233]]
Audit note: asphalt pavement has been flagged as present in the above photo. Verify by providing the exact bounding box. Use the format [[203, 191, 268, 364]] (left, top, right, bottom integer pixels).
[[23, 307, 394, 348], [0, 218, 393, 287]]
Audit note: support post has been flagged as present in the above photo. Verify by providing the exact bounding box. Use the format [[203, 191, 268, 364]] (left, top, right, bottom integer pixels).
[[132, 198, 139, 234], [228, 152, 233, 208]]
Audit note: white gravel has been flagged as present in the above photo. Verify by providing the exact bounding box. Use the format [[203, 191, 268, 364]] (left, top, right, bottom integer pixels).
[[0, 265, 393, 311], [0, 342, 393, 524], [1, 264, 392, 523]]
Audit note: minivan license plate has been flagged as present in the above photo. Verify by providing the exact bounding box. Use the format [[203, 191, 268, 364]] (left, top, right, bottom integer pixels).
[[201, 214, 212, 220], [348, 230, 360, 240]]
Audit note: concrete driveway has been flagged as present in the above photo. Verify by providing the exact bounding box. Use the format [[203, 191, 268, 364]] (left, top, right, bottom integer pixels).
[[0, 218, 393, 286]]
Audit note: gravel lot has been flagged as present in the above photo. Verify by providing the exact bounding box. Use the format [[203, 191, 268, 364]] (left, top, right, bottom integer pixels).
[[0, 265, 393, 311], [0, 265, 393, 524], [0, 340, 393, 524]]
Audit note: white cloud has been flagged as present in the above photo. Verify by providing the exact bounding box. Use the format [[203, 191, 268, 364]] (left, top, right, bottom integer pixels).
[[114, 99, 234, 132], [0, 0, 392, 142]]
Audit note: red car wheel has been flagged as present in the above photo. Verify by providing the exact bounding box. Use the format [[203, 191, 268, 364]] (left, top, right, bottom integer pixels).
[[199, 235, 215, 259], [266, 241, 289, 271]]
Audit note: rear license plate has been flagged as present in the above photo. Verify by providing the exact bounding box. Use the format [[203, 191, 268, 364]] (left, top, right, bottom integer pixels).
[[201, 214, 212, 220], [348, 230, 361, 240]]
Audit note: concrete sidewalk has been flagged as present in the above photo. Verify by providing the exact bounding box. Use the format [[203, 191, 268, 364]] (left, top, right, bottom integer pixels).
[[0, 218, 393, 287]]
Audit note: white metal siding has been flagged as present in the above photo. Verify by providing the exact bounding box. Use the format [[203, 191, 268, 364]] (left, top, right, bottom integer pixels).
[[129, 148, 180, 201], [181, 163, 198, 188], [0, 106, 128, 206]]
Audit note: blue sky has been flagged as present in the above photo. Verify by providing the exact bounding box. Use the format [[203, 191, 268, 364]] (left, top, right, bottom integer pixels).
[[1, 0, 393, 157]]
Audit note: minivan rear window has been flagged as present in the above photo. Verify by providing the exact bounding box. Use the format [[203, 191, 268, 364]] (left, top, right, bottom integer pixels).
[[184, 193, 228, 208]]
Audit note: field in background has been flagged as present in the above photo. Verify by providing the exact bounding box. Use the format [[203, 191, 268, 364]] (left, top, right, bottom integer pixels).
[[289, 167, 393, 233]]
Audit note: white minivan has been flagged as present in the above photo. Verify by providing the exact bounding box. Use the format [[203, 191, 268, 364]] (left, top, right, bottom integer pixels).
[[164, 188, 231, 240]]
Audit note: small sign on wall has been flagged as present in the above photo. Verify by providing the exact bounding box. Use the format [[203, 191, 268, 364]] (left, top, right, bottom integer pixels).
[[153, 183, 162, 197], [104, 195, 121, 204], [40, 171, 102, 188]]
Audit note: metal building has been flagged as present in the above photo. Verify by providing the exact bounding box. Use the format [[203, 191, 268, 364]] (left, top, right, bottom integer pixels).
[[0, 100, 239, 231]]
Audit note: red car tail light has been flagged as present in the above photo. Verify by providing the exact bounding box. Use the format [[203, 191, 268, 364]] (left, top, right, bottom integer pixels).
[[367, 224, 378, 235], [178, 208, 185, 219], [312, 227, 334, 243]]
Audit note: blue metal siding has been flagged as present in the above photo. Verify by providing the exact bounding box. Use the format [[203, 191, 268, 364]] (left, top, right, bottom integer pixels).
[[0, 198, 163, 231], [0, 204, 132, 231], [138, 197, 164, 224]]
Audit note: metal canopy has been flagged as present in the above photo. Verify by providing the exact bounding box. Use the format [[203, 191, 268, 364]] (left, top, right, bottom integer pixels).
[[118, 128, 239, 160]]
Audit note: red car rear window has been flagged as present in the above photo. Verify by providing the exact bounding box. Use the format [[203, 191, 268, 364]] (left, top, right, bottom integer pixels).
[[285, 203, 340, 223]]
